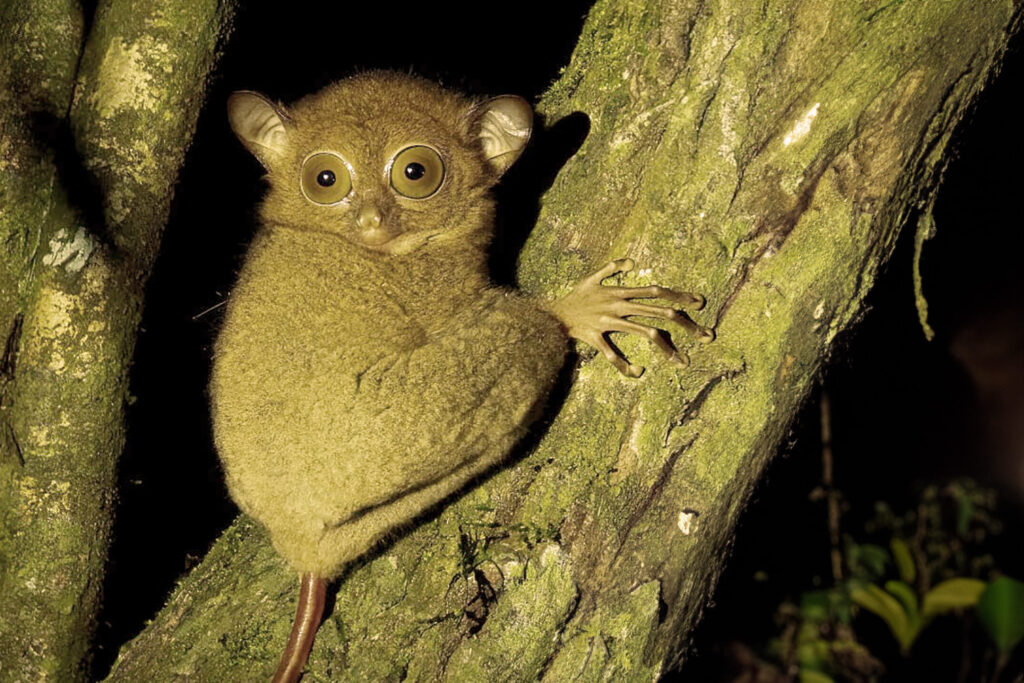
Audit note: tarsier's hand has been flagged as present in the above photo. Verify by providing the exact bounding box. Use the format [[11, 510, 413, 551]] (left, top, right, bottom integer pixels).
[[548, 258, 713, 377]]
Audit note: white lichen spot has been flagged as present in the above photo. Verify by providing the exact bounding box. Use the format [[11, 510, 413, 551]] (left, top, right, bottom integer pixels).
[[637, 268, 652, 277], [677, 510, 698, 535], [41, 227, 94, 273], [813, 300, 825, 320], [539, 543, 566, 568], [699, 211, 706, 219], [783, 102, 820, 148]]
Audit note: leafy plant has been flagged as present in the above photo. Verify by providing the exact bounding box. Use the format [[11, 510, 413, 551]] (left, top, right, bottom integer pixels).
[[745, 479, 1020, 682], [977, 576, 1024, 680], [850, 576, 986, 653]]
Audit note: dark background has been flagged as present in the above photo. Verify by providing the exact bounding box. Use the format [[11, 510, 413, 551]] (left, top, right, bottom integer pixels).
[[91, 4, 1023, 680]]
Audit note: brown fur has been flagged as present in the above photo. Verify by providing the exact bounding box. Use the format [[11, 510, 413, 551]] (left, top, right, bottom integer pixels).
[[211, 72, 566, 578]]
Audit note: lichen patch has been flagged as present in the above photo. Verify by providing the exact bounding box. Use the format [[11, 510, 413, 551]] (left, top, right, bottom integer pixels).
[[677, 510, 698, 535], [17, 474, 72, 519], [783, 102, 821, 147], [32, 287, 75, 343], [41, 227, 94, 273], [89, 37, 168, 118]]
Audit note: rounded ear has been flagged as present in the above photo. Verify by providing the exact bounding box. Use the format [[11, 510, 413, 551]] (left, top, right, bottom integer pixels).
[[472, 95, 533, 175], [227, 91, 291, 170]]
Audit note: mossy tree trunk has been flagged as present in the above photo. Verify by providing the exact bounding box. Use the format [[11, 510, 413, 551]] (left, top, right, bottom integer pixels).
[[0, 1, 235, 680], [2, 0, 1020, 681]]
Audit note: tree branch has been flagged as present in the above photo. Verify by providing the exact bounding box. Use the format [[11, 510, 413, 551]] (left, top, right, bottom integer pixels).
[[0, 1, 236, 679]]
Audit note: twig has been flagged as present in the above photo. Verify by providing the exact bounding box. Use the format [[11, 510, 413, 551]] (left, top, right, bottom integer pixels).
[[820, 390, 842, 583]]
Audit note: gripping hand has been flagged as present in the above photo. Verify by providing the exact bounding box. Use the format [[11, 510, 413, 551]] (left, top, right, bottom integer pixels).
[[548, 259, 713, 377]]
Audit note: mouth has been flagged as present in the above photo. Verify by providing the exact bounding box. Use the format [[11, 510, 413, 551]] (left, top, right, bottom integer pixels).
[[375, 229, 443, 256], [356, 225, 400, 247]]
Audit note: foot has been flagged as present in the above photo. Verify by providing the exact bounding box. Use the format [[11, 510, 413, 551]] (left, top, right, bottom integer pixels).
[[547, 259, 713, 377]]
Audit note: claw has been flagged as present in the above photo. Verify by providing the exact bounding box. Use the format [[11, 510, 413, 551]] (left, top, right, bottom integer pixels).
[[624, 363, 644, 378]]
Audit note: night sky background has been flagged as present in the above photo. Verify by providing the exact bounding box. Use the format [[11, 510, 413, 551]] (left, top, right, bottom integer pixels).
[[89, 4, 1024, 679]]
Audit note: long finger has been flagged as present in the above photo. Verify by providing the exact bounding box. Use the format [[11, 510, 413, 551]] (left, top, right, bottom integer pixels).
[[582, 258, 635, 287], [593, 334, 643, 377], [607, 319, 687, 366], [612, 302, 714, 342], [609, 285, 705, 309]]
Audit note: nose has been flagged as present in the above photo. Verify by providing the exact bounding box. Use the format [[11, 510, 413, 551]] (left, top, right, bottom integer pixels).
[[357, 205, 381, 230]]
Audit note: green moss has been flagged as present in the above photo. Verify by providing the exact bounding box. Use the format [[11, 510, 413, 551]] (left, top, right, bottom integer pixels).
[[544, 580, 662, 680], [445, 544, 578, 680]]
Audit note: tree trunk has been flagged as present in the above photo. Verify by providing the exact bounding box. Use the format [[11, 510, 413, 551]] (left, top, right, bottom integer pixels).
[[0, 1, 235, 679], [3, 0, 1020, 681]]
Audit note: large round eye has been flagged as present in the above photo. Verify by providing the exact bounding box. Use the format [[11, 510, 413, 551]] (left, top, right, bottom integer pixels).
[[300, 152, 352, 204], [390, 146, 445, 199]]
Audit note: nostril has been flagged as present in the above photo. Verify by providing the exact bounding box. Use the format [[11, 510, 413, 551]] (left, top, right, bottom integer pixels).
[[357, 206, 382, 230]]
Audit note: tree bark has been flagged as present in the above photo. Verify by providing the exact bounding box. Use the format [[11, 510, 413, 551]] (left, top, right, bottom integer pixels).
[[0, 1, 235, 679], [4, 0, 1019, 680]]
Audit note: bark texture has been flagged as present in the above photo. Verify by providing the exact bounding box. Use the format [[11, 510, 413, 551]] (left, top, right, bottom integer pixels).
[[105, 1, 1022, 681], [0, 1, 235, 679]]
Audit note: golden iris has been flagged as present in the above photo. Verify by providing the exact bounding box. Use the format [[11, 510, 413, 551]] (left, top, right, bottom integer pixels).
[[390, 146, 444, 199], [300, 152, 351, 204]]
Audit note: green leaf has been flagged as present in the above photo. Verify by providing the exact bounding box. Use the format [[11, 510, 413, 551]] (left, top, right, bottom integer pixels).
[[977, 576, 1024, 654], [922, 578, 986, 617], [799, 669, 835, 683], [890, 537, 916, 584], [885, 580, 920, 628], [851, 583, 916, 652], [847, 542, 889, 579]]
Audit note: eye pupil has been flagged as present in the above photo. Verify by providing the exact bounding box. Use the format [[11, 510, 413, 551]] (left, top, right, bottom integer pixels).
[[316, 170, 336, 187], [404, 162, 426, 180]]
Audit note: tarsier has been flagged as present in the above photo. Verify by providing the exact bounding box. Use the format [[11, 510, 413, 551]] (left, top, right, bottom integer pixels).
[[211, 71, 713, 682]]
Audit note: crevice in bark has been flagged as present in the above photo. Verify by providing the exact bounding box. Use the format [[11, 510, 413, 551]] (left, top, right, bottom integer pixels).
[[717, 140, 837, 325], [0, 313, 23, 396]]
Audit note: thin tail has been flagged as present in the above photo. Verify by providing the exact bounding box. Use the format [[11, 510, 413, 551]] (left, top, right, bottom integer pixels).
[[271, 572, 328, 683]]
